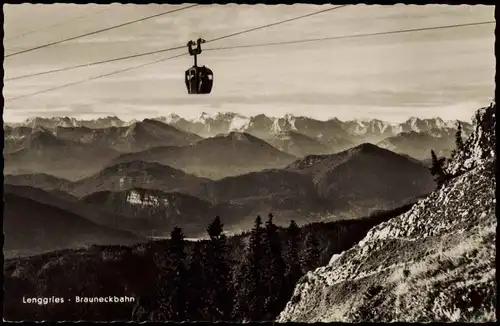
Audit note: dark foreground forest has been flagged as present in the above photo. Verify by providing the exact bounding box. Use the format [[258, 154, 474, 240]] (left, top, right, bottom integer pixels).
[[4, 202, 416, 321]]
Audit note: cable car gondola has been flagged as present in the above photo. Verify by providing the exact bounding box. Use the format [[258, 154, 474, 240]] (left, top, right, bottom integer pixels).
[[185, 38, 213, 94]]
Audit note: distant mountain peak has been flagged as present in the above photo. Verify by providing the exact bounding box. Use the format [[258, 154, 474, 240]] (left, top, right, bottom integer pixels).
[[99, 115, 121, 120], [346, 142, 416, 160], [196, 111, 247, 122], [27, 130, 62, 145], [352, 142, 382, 152], [103, 160, 177, 173], [217, 131, 253, 142], [156, 113, 182, 124], [124, 122, 142, 135], [127, 119, 172, 132], [268, 114, 298, 134], [141, 118, 171, 127]]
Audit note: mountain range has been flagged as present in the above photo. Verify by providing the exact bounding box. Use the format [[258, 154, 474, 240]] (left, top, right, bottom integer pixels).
[[7, 116, 130, 129], [4, 130, 120, 181], [51, 119, 202, 152], [152, 113, 472, 160], [6, 114, 471, 138], [110, 131, 297, 179], [5, 142, 436, 240], [3, 112, 460, 256], [5, 113, 471, 167], [5, 119, 201, 153]]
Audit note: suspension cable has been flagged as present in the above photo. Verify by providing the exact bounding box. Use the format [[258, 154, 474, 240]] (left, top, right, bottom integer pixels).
[[6, 45, 188, 81], [205, 5, 349, 44], [5, 53, 187, 103], [6, 9, 492, 103], [4, 4, 200, 58], [4, 7, 112, 43], [6, 5, 348, 81], [5, 18, 493, 102], [203, 20, 496, 52]]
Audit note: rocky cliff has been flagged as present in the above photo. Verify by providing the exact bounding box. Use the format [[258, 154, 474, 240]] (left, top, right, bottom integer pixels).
[[277, 101, 496, 323]]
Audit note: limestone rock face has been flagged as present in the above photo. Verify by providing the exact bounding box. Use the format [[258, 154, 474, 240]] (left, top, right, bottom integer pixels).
[[277, 102, 496, 323]]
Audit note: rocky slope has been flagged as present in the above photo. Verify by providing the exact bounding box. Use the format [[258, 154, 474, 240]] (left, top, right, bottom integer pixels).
[[277, 102, 496, 323]]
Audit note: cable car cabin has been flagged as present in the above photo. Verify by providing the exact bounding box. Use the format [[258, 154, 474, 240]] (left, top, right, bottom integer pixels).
[[185, 38, 213, 94], [185, 66, 213, 94]]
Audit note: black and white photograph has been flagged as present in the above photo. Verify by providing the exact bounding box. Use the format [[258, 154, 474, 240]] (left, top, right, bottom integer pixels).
[[2, 2, 496, 322]]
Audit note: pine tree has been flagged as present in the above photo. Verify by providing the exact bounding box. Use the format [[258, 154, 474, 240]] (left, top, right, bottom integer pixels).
[[455, 121, 465, 151], [261, 213, 286, 319], [186, 241, 206, 321], [155, 227, 187, 321], [204, 216, 233, 321], [132, 244, 160, 321], [300, 231, 320, 273], [429, 149, 449, 187], [233, 215, 265, 321], [231, 258, 249, 321], [283, 220, 302, 301]]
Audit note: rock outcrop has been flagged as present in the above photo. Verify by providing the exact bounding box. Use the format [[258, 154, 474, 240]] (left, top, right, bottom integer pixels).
[[277, 101, 496, 323]]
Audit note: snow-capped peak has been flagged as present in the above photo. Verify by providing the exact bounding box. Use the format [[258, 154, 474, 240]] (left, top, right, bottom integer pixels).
[[269, 114, 298, 134], [283, 114, 298, 131], [408, 117, 421, 132], [192, 111, 212, 124], [434, 117, 447, 129], [193, 111, 238, 123], [156, 113, 182, 124], [228, 115, 250, 131]]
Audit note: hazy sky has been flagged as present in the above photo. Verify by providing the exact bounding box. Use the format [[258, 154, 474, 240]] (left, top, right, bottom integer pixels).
[[3, 4, 495, 123]]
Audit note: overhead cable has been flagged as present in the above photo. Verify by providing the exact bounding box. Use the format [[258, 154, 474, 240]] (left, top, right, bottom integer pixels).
[[6, 19, 493, 102], [4, 4, 200, 58], [4, 6, 112, 42], [5, 53, 187, 102], [6, 5, 349, 81], [204, 20, 496, 52]]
